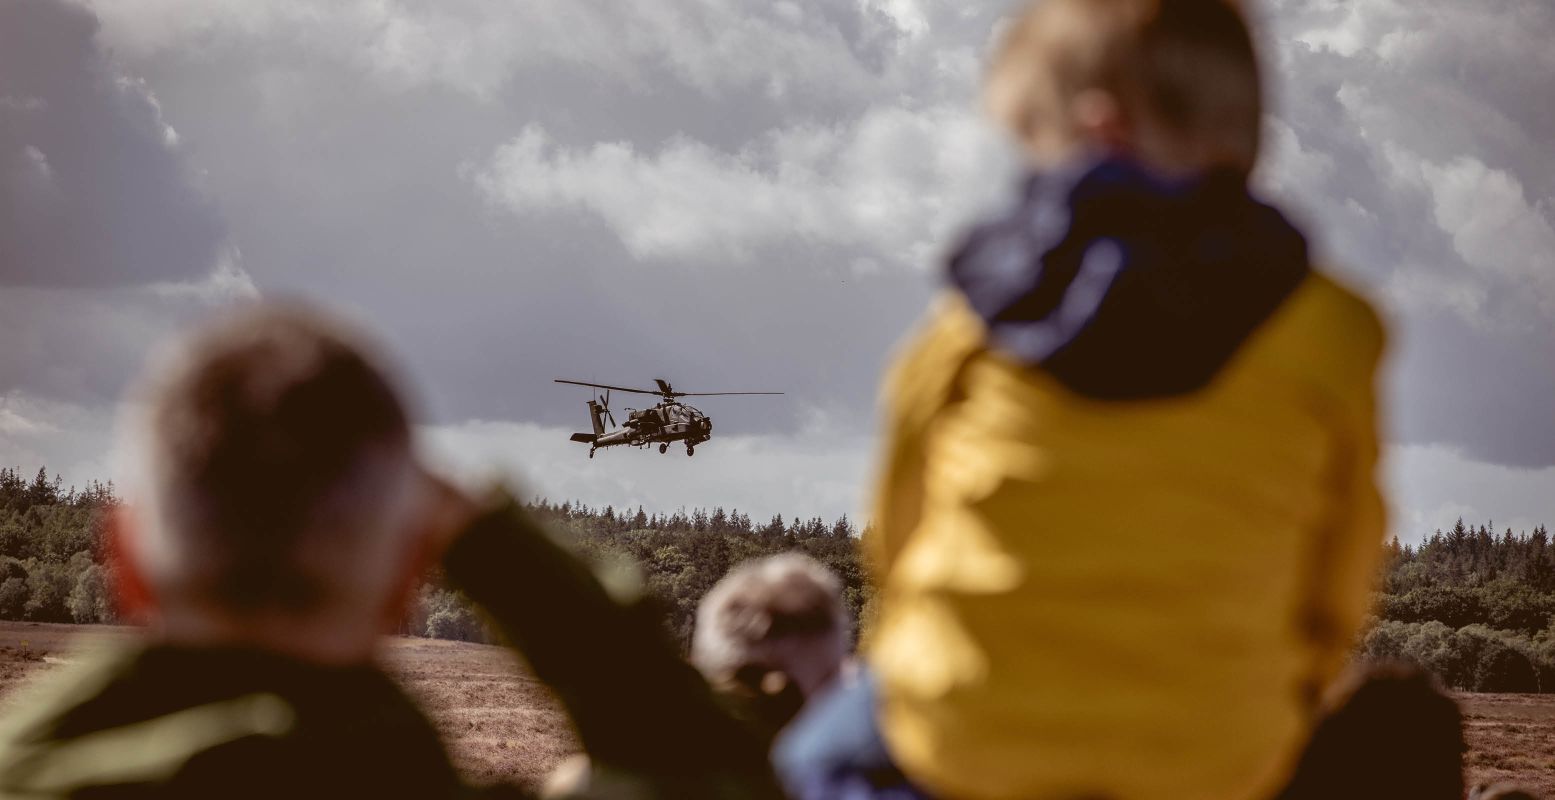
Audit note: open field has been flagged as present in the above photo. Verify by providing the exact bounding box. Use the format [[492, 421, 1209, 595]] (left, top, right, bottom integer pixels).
[[0, 621, 577, 792], [1459, 693, 1555, 796], [3, 621, 1553, 795]]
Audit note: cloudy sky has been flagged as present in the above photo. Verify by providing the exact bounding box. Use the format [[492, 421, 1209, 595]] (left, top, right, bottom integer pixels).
[[1, 0, 1550, 542]]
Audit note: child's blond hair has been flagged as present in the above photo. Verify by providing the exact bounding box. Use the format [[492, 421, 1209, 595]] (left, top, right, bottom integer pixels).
[[986, 0, 1264, 172]]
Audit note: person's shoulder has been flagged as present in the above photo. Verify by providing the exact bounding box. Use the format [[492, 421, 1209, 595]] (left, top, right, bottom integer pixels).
[[880, 293, 987, 407], [1301, 271, 1386, 351], [897, 294, 987, 365], [0, 642, 135, 752], [1259, 270, 1387, 382]]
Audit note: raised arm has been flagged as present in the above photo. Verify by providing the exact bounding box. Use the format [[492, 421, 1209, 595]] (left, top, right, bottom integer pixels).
[[439, 493, 783, 798]]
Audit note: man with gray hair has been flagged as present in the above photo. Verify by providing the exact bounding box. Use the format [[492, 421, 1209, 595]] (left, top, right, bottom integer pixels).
[[545, 554, 851, 797], [0, 304, 783, 799], [692, 553, 852, 747]]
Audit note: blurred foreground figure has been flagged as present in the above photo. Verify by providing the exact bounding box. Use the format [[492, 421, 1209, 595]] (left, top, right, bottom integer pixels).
[[1276, 664, 1465, 800], [780, 1, 1388, 798], [0, 306, 781, 800], [693, 554, 852, 747], [547, 554, 852, 797]]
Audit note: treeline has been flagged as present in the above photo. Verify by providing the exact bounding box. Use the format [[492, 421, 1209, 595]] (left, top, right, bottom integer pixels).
[[0, 467, 872, 652], [6, 466, 1555, 691], [0, 468, 118, 624], [1359, 520, 1555, 692], [408, 499, 872, 650]]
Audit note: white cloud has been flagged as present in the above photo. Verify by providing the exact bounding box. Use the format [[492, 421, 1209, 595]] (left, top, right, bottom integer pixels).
[[421, 413, 872, 524], [863, 0, 933, 40], [21, 144, 53, 182], [1367, 144, 1555, 318], [1254, 118, 1335, 201], [20, 397, 1550, 551], [80, 0, 929, 106], [414, 428, 1555, 546], [1415, 157, 1555, 311], [2, 0, 228, 288], [0, 277, 257, 403], [471, 106, 1010, 269], [1383, 443, 1555, 544], [1380, 268, 1485, 320], [9, 0, 1542, 534], [1287, 0, 1400, 59], [146, 248, 259, 303], [1260, 0, 1555, 327], [0, 393, 119, 487]]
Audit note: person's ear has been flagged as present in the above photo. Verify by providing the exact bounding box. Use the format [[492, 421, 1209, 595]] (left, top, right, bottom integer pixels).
[[107, 506, 155, 622], [1071, 89, 1129, 154]]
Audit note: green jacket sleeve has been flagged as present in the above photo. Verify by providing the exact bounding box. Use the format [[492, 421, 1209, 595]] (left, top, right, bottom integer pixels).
[[442, 497, 781, 797]]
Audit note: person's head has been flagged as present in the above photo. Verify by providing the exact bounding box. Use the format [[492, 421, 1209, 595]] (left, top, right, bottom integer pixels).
[[986, 0, 1264, 175], [114, 303, 434, 664], [692, 554, 850, 706]]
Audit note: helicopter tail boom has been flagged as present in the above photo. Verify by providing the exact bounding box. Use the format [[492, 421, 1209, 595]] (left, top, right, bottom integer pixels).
[[586, 399, 608, 436]]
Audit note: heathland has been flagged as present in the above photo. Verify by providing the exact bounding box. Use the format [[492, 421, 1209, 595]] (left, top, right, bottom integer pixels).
[[3, 464, 1555, 791]]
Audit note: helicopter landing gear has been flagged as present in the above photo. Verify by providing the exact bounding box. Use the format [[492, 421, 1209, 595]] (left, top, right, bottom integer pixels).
[[588, 448, 595, 459], [658, 443, 669, 454], [686, 444, 695, 457]]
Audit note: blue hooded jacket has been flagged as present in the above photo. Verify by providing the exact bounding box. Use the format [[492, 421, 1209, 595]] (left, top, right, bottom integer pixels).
[[948, 157, 1309, 399]]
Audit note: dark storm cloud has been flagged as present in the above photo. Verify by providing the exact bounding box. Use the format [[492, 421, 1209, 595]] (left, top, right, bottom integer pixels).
[[52, 0, 1020, 437], [1257, 0, 1555, 468], [0, 0, 226, 288], [4, 0, 1550, 531]]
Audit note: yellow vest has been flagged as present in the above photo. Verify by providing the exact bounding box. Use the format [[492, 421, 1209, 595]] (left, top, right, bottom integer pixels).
[[866, 272, 1387, 800]]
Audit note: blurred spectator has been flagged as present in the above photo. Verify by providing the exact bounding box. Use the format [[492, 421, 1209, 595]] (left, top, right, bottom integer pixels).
[[549, 553, 853, 797], [692, 553, 852, 747], [0, 304, 782, 799], [781, 0, 1389, 797], [1277, 663, 1465, 800]]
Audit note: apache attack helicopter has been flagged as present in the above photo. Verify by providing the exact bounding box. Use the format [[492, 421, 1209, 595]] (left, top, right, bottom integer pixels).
[[555, 378, 782, 458]]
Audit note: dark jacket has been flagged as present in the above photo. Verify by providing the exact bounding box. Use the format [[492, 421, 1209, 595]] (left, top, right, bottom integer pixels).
[[0, 499, 783, 799]]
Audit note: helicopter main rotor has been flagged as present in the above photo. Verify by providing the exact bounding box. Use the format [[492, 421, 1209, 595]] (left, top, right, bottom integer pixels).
[[554, 378, 782, 402], [556, 377, 782, 458]]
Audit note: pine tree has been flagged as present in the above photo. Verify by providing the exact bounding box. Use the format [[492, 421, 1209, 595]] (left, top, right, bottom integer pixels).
[[27, 467, 59, 508]]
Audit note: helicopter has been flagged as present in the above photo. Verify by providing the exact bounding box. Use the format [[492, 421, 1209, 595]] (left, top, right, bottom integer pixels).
[[555, 378, 782, 458]]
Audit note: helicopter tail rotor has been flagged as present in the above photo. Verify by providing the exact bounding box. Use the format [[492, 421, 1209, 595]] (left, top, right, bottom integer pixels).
[[598, 391, 618, 428]]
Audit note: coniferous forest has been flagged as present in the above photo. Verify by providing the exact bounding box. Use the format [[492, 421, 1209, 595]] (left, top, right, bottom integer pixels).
[[3, 466, 1553, 692]]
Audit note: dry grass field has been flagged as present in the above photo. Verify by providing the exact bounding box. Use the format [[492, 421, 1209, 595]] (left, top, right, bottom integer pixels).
[[1459, 693, 1555, 796], [3, 621, 1553, 795], [0, 621, 577, 792]]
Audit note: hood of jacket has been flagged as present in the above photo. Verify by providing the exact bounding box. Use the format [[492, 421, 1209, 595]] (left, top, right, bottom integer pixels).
[[948, 157, 1310, 400]]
